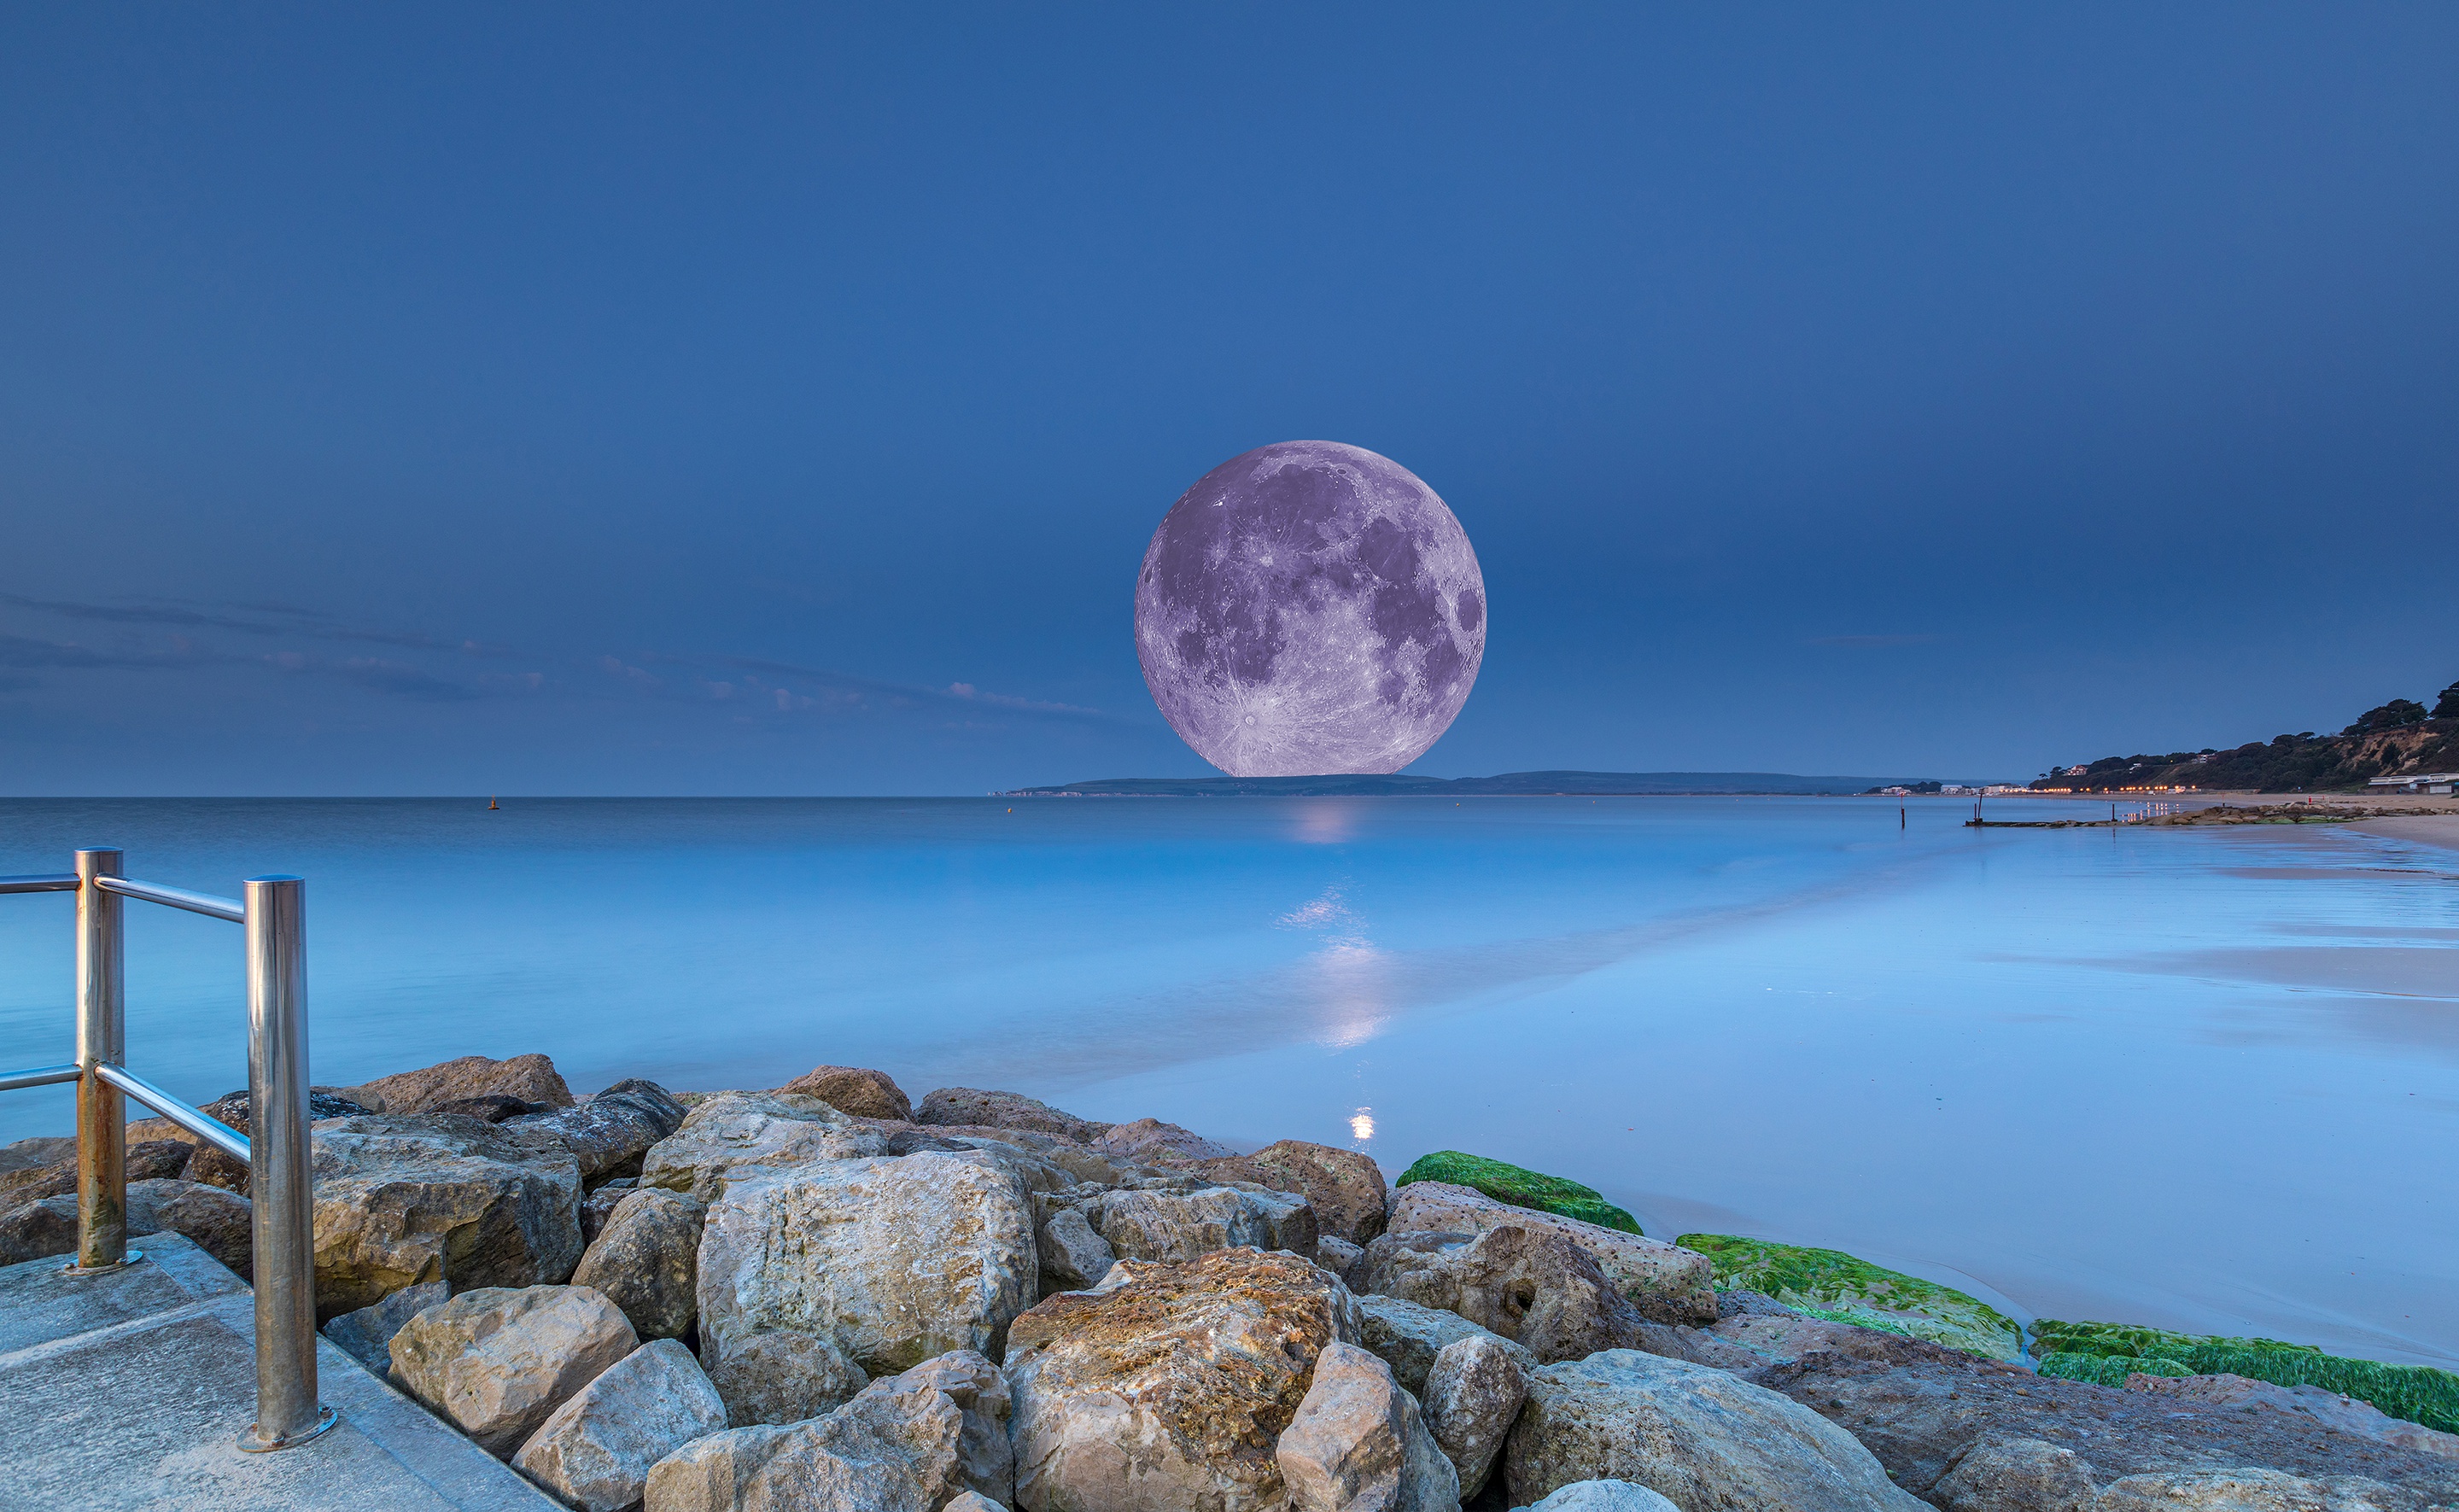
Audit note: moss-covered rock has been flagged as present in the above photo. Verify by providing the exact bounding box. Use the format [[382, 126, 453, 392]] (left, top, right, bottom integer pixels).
[[2032, 1318, 2459, 1433], [2035, 1351, 2193, 1386], [2030, 1319, 2315, 1359], [1674, 1234, 2024, 1363], [1393, 1153, 1641, 1235]]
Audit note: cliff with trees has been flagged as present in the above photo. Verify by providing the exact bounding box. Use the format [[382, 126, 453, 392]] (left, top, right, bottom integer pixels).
[[2031, 682, 2459, 793]]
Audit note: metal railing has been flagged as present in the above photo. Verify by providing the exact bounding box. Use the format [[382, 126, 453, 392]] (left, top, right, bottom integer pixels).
[[0, 848, 334, 1452]]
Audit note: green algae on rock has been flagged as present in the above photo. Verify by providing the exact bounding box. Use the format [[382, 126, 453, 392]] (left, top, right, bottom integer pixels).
[[2033, 1351, 2194, 1386], [1674, 1234, 2024, 1362], [1393, 1153, 1642, 1235], [2033, 1319, 2459, 1433]]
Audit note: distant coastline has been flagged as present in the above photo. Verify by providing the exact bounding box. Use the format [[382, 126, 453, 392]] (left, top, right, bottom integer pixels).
[[998, 770, 1985, 798]]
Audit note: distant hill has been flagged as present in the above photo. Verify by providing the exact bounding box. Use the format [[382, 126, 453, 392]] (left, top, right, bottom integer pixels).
[[2031, 684, 2459, 793], [1002, 770, 1936, 797]]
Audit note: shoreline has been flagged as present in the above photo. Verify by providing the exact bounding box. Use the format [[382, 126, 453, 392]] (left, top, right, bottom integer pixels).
[[2354, 815, 2459, 853]]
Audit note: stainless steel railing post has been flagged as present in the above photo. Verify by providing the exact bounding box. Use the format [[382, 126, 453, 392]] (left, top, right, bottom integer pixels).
[[237, 874, 335, 1451], [73, 847, 130, 1273]]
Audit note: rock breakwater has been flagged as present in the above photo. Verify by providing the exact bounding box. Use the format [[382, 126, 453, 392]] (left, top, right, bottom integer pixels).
[[4, 1049, 2455, 1511]]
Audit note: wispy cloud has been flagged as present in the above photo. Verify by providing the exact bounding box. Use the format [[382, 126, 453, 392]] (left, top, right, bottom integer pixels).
[[663, 651, 1127, 726], [0, 593, 511, 656], [1, 590, 1123, 729], [288, 655, 485, 702], [0, 633, 210, 671]]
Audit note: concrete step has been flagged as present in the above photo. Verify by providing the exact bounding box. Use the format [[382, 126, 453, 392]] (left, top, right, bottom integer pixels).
[[0, 1232, 559, 1511]]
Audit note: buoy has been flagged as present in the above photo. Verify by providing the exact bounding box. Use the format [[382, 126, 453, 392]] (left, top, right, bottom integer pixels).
[[488, 797, 499, 810]]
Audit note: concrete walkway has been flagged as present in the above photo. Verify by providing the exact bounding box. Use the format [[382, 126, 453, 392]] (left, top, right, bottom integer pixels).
[[0, 1232, 558, 1511]]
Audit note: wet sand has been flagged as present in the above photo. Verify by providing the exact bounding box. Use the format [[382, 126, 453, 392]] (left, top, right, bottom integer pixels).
[[2357, 815, 2459, 853]]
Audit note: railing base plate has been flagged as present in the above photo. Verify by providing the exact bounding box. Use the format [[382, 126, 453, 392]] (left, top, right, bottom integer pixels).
[[238, 1404, 338, 1453], [61, 1249, 144, 1276]]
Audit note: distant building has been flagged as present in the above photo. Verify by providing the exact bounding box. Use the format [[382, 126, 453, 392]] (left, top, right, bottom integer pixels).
[[2369, 771, 2458, 795]]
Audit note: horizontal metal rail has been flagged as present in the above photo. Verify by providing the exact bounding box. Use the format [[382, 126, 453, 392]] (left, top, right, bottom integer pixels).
[[0, 849, 332, 1451], [95, 1063, 250, 1162], [93, 874, 245, 923], [0, 873, 79, 894]]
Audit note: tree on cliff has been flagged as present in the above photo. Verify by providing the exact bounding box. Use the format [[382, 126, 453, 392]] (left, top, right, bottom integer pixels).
[[2348, 698, 2429, 734], [2434, 680, 2459, 720]]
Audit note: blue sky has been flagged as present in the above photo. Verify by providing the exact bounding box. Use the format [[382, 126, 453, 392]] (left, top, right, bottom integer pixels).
[[4, 5, 2454, 794]]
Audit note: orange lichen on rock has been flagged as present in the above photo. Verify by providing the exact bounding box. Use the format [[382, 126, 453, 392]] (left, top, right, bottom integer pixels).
[[1008, 1247, 1362, 1512]]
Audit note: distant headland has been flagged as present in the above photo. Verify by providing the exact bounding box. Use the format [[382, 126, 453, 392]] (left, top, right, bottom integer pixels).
[[2031, 680, 2458, 794], [999, 770, 1969, 797]]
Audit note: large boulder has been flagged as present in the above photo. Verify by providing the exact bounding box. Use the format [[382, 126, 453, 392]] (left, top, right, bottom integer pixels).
[[1352, 1293, 1533, 1398], [1928, 1436, 2095, 1512], [389, 1284, 638, 1457], [1744, 1328, 2459, 1506], [915, 1087, 1111, 1145], [1036, 1205, 1118, 1297], [0, 1138, 197, 1211], [643, 1422, 797, 1512], [1007, 1248, 1362, 1512], [1361, 1224, 1647, 1363], [780, 1065, 914, 1122], [1317, 1235, 1366, 1287], [704, 1328, 868, 1428], [896, 1350, 1015, 1506], [122, 1089, 371, 1153], [1389, 1182, 1714, 1325], [1504, 1348, 1928, 1511], [639, 1091, 883, 1202], [322, 1279, 448, 1373], [310, 1113, 584, 1319], [698, 1149, 1037, 1381], [572, 1187, 704, 1340], [1095, 1117, 1235, 1165], [333, 1054, 575, 1115], [1524, 1482, 1680, 1511], [0, 1134, 75, 1175], [1690, 1301, 1911, 1372], [1089, 1183, 1318, 1264], [0, 1176, 251, 1274], [581, 1183, 633, 1246], [511, 1337, 727, 1512], [1395, 1151, 1640, 1234], [1676, 1233, 2024, 1361], [2097, 1467, 2406, 1511], [643, 1368, 970, 1512], [1276, 1340, 1457, 1512], [1202, 1140, 1391, 1246], [1422, 1334, 1526, 1499], [2128, 1373, 2459, 1461], [511, 1079, 688, 1185], [430, 1094, 546, 1123]]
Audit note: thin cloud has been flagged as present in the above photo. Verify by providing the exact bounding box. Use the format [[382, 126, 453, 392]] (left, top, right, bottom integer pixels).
[[0, 633, 208, 670], [2, 594, 1123, 730], [0, 593, 513, 656], [665, 651, 1130, 726], [0, 632, 504, 703]]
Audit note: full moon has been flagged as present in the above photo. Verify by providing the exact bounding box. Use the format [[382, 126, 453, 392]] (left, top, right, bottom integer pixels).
[[1135, 441, 1486, 777]]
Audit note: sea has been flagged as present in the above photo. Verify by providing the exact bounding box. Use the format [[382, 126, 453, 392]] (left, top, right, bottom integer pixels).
[[2, 795, 2453, 1367]]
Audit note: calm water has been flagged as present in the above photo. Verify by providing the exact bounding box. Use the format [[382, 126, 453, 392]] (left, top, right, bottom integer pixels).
[[2, 796, 2453, 1366]]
